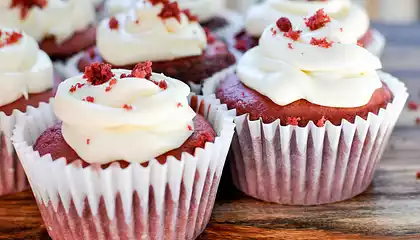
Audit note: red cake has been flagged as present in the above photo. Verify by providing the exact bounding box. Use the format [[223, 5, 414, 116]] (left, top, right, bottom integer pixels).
[[34, 114, 216, 169], [40, 25, 97, 60], [216, 74, 393, 127], [78, 31, 235, 84]]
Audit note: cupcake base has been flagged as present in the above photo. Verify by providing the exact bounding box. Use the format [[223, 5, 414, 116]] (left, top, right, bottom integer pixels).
[[38, 168, 220, 240], [40, 25, 96, 60], [204, 69, 407, 205]]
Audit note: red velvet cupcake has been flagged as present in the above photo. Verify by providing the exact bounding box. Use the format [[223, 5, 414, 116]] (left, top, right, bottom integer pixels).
[[66, 0, 235, 93], [232, 1, 385, 56], [12, 62, 235, 239], [204, 15, 407, 205], [0, 28, 59, 196], [0, 0, 97, 60]]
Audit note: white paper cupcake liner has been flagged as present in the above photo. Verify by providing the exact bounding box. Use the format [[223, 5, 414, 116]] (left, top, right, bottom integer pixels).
[[0, 100, 55, 196], [203, 70, 408, 205], [366, 29, 386, 58], [59, 53, 236, 94], [13, 95, 234, 240]]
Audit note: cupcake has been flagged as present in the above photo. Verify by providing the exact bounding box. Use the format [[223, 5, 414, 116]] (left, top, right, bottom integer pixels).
[[233, 0, 385, 57], [203, 13, 408, 205], [105, 0, 242, 35], [0, 28, 58, 196], [0, 0, 96, 60], [13, 62, 235, 239], [66, 0, 236, 93]]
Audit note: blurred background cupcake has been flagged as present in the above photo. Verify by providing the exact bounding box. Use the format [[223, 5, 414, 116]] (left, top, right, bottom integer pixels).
[[203, 11, 408, 205], [232, 0, 385, 57], [13, 62, 235, 239], [0, 27, 59, 196], [64, 0, 236, 93], [0, 0, 97, 60]]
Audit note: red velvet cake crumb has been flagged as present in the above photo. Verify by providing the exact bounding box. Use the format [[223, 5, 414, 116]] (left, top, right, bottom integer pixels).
[[69, 83, 85, 93], [284, 30, 301, 41], [158, 80, 168, 90], [109, 17, 119, 30], [131, 61, 153, 79], [204, 28, 216, 44], [407, 101, 418, 111], [149, 0, 169, 5], [177, 103, 183, 108], [10, 0, 47, 19], [316, 116, 327, 127], [84, 96, 94, 103], [288, 43, 293, 49], [305, 9, 331, 31], [276, 17, 292, 32], [310, 37, 333, 48], [158, 2, 181, 23], [287, 117, 301, 126], [0, 31, 23, 48], [83, 63, 114, 85], [123, 104, 133, 111]]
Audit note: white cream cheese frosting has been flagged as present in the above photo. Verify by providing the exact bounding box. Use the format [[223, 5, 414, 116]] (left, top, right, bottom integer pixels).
[[0, 28, 54, 107], [106, 0, 225, 22], [0, 0, 95, 43], [98, 0, 207, 66], [54, 64, 196, 164], [237, 11, 382, 108], [246, 0, 369, 39]]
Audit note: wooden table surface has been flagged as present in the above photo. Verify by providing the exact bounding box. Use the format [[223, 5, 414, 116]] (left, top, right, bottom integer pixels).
[[1, 24, 420, 240]]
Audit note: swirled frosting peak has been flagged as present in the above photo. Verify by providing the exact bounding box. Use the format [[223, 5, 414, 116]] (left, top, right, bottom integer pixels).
[[54, 62, 196, 164], [0, 28, 53, 107], [237, 11, 382, 108], [246, 0, 369, 39], [97, 0, 207, 66]]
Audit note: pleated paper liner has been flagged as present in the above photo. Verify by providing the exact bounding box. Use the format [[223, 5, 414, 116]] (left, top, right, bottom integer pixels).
[[203, 71, 408, 205], [12, 95, 235, 240], [0, 100, 56, 196]]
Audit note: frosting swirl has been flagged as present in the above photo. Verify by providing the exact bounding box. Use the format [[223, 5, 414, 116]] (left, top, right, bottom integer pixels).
[[237, 11, 382, 108], [0, 0, 95, 43], [98, 1, 207, 66], [54, 63, 196, 164], [0, 28, 53, 107], [246, 0, 369, 39]]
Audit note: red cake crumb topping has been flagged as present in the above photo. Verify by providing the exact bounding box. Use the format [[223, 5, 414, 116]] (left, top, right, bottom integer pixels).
[[310, 37, 333, 48], [340, 28, 343, 32], [276, 17, 292, 32], [158, 2, 181, 23], [158, 80, 168, 90], [0, 31, 23, 48], [357, 40, 364, 47], [188, 125, 193, 131], [105, 78, 118, 92], [288, 43, 293, 49], [284, 30, 301, 41], [271, 28, 277, 36], [69, 83, 85, 93], [10, 0, 47, 19], [183, 9, 198, 22], [86, 138, 90, 145], [177, 103, 183, 108], [316, 116, 327, 127], [305, 9, 331, 31], [287, 117, 301, 126], [149, 0, 169, 5], [83, 63, 115, 86], [123, 104, 133, 111], [83, 96, 95, 103], [131, 61, 153, 79], [109, 17, 119, 30], [407, 101, 418, 111]]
